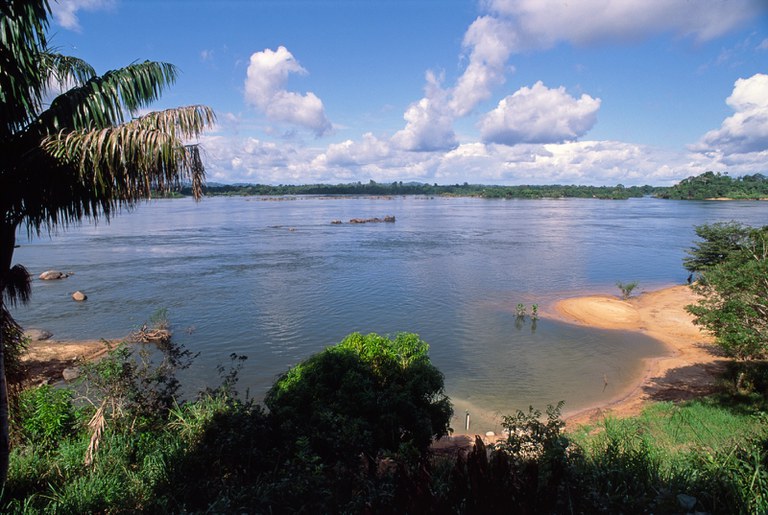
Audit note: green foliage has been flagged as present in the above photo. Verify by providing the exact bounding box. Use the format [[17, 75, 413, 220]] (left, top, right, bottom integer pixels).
[[15, 385, 77, 451], [683, 221, 752, 273], [266, 332, 453, 466], [78, 337, 196, 430], [687, 225, 768, 359], [616, 280, 639, 299], [186, 181, 658, 199], [659, 171, 768, 200]]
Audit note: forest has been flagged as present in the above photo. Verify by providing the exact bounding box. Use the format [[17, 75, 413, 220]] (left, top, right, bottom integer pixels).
[[179, 171, 768, 201]]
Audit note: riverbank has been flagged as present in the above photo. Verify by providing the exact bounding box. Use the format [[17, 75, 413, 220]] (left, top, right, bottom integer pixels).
[[21, 284, 724, 438], [549, 284, 724, 427]]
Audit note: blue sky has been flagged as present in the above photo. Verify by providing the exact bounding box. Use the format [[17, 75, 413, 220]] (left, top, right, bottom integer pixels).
[[49, 0, 768, 186]]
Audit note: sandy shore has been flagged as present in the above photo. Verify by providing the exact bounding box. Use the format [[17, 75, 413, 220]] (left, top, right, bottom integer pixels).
[[549, 284, 725, 427], [22, 283, 725, 446]]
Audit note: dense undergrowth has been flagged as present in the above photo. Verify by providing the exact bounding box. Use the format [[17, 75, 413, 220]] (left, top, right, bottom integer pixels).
[[3, 339, 768, 513]]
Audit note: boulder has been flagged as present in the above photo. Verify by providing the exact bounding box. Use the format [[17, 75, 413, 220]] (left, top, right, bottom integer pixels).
[[72, 291, 87, 302], [39, 270, 69, 280], [24, 329, 53, 341], [62, 367, 80, 382]]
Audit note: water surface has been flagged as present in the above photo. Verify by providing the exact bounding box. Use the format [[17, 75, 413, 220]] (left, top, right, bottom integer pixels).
[[12, 196, 768, 431]]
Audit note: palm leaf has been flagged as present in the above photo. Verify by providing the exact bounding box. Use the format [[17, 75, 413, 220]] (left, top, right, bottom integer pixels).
[[0, 0, 51, 137], [2, 265, 30, 307], [32, 61, 179, 134]]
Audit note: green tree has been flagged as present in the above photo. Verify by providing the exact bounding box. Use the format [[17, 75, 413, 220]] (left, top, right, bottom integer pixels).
[[266, 332, 453, 468], [683, 221, 752, 274], [687, 225, 768, 359], [0, 0, 214, 484]]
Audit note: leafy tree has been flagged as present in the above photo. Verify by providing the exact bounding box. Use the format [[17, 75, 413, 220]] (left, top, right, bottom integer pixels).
[[683, 221, 752, 274], [266, 332, 453, 469], [0, 0, 214, 484], [687, 225, 768, 359]]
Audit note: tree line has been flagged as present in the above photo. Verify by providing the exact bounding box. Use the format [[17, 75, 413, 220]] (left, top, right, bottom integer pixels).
[[178, 172, 768, 201]]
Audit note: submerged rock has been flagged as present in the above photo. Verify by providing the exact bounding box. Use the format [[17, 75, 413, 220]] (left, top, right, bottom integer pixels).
[[24, 329, 53, 341], [39, 270, 69, 280]]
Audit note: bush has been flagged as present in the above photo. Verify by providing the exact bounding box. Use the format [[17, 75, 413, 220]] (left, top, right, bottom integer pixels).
[[266, 332, 453, 468], [15, 385, 78, 451]]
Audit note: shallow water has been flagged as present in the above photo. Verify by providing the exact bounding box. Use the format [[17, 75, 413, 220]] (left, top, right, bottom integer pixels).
[[11, 196, 768, 432]]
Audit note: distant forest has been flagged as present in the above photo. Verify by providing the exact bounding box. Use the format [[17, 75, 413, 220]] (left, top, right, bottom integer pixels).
[[175, 171, 768, 200]]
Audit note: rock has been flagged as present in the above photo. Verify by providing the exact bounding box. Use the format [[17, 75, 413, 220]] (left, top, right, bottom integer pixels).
[[331, 220, 342, 224], [24, 329, 53, 341], [62, 367, 80, 382], [72, 291, 87, 302], [485, 431, 496, 437], [39, 270, 69, 280], [676, 493, 697, 511]]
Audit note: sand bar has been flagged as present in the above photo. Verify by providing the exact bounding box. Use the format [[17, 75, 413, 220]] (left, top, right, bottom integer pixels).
[[548, 284, 725, 426]]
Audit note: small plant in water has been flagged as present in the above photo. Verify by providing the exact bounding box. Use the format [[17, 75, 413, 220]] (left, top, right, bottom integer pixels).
[[616, 281, 639, 300], [516, 303, 527, 317], [531, 304, 539, 320]]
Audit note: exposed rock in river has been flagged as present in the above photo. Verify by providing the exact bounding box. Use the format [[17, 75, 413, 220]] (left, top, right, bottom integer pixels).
[[39, 270, 69, 280], [348, 215, 396, 224], [24, 329, 53, 341], [72, 291, 87, 301]]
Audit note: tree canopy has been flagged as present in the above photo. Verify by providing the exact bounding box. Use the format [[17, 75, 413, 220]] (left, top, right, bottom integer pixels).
[[266, 332, 453, 466], [686, 224, 768, 359]]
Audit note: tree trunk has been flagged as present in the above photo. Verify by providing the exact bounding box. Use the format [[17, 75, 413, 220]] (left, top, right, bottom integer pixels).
[[0, 222, 16, 486]]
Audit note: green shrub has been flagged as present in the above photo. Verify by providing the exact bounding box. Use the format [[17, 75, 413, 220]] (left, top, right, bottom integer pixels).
[[15, 385, 77, 451]]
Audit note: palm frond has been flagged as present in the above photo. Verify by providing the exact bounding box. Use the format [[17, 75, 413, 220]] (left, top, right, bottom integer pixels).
[[43, 108, 212, 203], [0, 0, 51, 137], [129, 105, 216, 140], [39, 51, 97, 90], [33, 60, 179, 133], [2, 265, 31, 307]]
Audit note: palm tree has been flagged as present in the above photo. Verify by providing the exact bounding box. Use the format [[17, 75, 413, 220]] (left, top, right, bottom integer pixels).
[[0, 0, 215, 483]]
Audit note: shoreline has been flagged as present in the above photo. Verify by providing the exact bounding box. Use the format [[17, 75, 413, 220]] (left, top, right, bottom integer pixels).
[[547, 284, 724, 427], [22, 284, 725, 438]]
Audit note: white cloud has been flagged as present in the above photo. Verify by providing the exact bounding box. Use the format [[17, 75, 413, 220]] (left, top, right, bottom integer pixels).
[[391, 71, 457, 151], [479, 82, 601, 145], [482, 0, 766, 48], [450, 16, 517, 117], [244, 46, 332, 137], [693, 73, 768, 155], [50, 0, 114, 31], [759, 39, 768, 50], [323, 133, 391, 166]]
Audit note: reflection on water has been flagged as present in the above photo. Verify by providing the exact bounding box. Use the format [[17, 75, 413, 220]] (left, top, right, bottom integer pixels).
[[11, 196, 768, 432]]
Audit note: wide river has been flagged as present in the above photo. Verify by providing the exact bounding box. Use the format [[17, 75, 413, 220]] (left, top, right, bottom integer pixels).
[[10, 196, 768, 432]]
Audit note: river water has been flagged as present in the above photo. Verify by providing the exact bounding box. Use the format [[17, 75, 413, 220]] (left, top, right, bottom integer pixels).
[[10, 196, 768, 432]]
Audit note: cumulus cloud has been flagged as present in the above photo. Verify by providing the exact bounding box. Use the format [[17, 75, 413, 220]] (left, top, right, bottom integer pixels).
[[244, 46, 332, 137], [693, 74, 768, 155], [482, 0, 766, 48], [50, 0, 114, 31], [391, 71, 457, 151], [450, 16, 517, 117], [479, 82, 601, 145]]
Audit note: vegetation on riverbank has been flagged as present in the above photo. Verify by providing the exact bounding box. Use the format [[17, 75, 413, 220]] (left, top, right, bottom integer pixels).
[[181, 180, 658, 199], [3, 336, 768, 513], [176, 171, 768, 201]]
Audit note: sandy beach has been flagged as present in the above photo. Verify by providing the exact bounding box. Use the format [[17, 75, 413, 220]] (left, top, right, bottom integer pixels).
[[549, 284, 724, 426]]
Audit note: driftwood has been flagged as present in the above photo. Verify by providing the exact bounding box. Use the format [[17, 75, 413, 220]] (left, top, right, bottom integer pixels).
[[131, 324, 172, 344]]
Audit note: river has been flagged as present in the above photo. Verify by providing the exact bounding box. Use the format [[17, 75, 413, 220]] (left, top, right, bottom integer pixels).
[[10, 195, 768, 432]]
